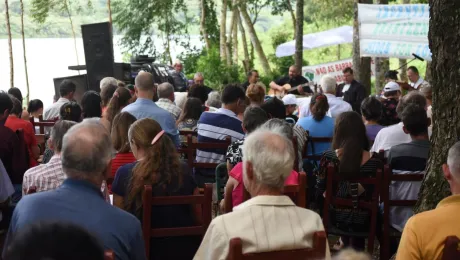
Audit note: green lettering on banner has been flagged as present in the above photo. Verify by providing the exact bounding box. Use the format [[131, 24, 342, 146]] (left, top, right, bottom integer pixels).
[[392, 23, 400, 35]]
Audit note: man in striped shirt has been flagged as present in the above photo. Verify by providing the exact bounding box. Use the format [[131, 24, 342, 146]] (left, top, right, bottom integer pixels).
[[195, 84, 247, 185], [388, 104, 430, 232], [22, 120, 76, 195], [194, 125, 330, 260]]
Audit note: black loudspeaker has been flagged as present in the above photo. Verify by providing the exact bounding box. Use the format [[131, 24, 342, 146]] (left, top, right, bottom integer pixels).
[[53, 74, 88, 105], [81, 22, 114, 92]]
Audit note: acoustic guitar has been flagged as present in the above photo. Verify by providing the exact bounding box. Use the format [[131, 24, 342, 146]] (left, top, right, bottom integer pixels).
[[268, 82, 316, 98]]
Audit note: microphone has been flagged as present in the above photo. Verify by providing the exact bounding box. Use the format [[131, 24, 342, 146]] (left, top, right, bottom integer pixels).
[[412, 53, 425, 62]]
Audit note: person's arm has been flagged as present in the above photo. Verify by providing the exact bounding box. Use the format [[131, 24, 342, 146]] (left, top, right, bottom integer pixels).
[[269, 81, 284, 91], [193, 218, 228, 260], [396, 217, 422, 260], [220, 176, 238, 213], [129, 220, 147, 260]]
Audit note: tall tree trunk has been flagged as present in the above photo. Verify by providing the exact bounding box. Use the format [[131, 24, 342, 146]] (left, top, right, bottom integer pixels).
[[398, 0, 410, 82], [200, 0, 211, 49], [232, 7, 239, 65], [64, 0, 80, 70], [374, 0, 389, 95], [414, 0, 460, 213], [5, 0, 14, 88], [107, 0, 112, 25], [286, 0, 296, 37], [239, 3, 271, 75], [238, 13, 250, 73], [20, 0, 30, 103], [294, 0, 304, 72], [353, 0, 372, 95], [226, 0, 237, 65], [425, 61, 432, 82], [220, 0, 228, 61]]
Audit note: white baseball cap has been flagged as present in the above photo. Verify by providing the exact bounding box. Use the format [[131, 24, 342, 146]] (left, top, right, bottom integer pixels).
[[282, 94, 297, 106], [384, 82, 401, 93]]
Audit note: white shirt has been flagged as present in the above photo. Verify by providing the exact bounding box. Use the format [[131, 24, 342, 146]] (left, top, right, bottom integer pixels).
[[342, 84, 351, 93], [43, 97, 70, 120], [409, 77, 427, 90], [370, 123, 411, 155], [194, 195, 330, 260], [298, 93, 352, 118]]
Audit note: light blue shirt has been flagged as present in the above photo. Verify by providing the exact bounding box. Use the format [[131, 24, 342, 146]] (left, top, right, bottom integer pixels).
[[122, 98, 180, 146], [296, 116, 334, 156]]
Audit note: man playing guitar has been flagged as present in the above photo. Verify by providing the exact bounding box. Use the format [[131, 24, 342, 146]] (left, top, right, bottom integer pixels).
[[269, 65, 313, 97]]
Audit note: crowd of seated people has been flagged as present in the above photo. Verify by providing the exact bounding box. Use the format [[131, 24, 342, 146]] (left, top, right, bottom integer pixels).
[[0, 64, 456, 260]]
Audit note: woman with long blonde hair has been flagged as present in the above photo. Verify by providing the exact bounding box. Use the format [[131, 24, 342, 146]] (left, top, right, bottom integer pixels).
[[111, 118, 201, 259]]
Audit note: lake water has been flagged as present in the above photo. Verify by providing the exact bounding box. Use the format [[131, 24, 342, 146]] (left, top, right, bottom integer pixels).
[[0, 36, 202, 108]]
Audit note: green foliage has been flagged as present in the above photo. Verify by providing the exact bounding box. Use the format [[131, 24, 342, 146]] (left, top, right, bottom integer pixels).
[[178, 47, 203, 75], [202, 0, 219, 46], [304, 0, 353, 26], [194, 47, 242, 90], [30, 0, 93, 24]]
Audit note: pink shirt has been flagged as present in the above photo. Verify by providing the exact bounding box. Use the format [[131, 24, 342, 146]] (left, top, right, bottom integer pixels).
[[229, 162, 299, 208]]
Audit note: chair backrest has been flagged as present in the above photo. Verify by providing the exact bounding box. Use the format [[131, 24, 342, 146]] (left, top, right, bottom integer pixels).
[[227, 231, 327, 260], [35, 134, 46, 155], [26, 186, 37, 195], [302, 137, 333, 161], [186, 134, 232, 170], [31, 116, 57, 134], [104, 250, 114, 260], [380, 164, 425, 260], [142, 183, 213, 259], [442, 236, 460, 260], [225, 172, 307, 213], [322, 163, 382, 254]]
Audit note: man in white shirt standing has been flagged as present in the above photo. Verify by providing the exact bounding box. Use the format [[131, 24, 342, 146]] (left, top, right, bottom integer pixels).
[[194, 124, 330, 260], [407, 66, 428, 90], [371, 91, 428, 156], [299, 75, 352, 118], [43, 80, 76, 120]]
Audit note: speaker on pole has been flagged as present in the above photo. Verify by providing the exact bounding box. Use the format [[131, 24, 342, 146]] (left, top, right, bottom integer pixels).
[[81, 22, 114, 92]]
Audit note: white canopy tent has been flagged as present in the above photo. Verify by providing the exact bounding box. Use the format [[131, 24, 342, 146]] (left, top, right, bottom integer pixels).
[[275, 26, 353, 57]]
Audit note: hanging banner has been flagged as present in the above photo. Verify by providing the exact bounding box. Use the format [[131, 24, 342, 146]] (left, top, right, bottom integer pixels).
[[358, 4, 432, 61], [302, 58, 376, 84]]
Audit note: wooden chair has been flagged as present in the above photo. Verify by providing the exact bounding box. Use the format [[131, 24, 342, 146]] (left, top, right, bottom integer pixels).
[[302, 137, 333, 161], [224, 172, 307, 213], [142, 183, 212, 259], [380, 164, 425, 260], [104, 250, 114, 260], [185, 134, 232, 186], [442, 236, 460, 260], [35, 134, 46, 155], [292, 136, 299, 172], [30, 115, 57, 134], [322, 163, 382, 254], [227, 231, 327, 260], [179, 130, 198, 137]]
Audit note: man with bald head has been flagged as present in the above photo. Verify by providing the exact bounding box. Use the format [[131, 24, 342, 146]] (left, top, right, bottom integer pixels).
[[397, 141, 460, 260], [195, 123, 329, 260], [2, 119, 146, 260], [122, 72, 180, 146], [156, 82, 182, 120], [269, 65, 312, 96]]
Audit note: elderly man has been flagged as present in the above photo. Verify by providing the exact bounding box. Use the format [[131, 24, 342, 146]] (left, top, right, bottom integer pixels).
[[22, 120, 77, 195], [100, 77, 118, 92], [336, 67, 366, 113], [2, 119, 146, 260], [269, 65, 312, 96], [194, 125, 329, 260], [407, 66, 428, 90], [299, 75, 352, 118], [43, 80, 76, 120], [193, 72, 213, 94], [397, 142, 460, 260], [156, 82, 182, 120], [122, 72, 180, 146], [170, 59, 188, 92]]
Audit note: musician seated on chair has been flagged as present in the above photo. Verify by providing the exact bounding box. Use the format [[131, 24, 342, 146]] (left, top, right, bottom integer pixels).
[[269, 65, 313, 96], [407, 66, 428, 90], [397, 141, 460, 260], [195, 124, 330, 260]]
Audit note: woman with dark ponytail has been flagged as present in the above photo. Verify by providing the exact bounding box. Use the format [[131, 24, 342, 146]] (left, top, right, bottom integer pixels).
[[316, 111, 382, 250], [111, 118, 201, 259], [296, 93, 334, 157], [104, 87, 132, 126]]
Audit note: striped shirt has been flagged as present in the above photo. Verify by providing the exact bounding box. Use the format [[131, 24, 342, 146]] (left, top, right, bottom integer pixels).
[[388, 139, 430, 232], [156, 98, 182, 120], [196, 108, 244, 176], [194, 195, 331, 260], [22, 155, 65, 196]]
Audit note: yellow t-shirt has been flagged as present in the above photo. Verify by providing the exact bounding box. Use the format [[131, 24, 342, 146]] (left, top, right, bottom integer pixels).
[[397, 194, 460, 260]]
